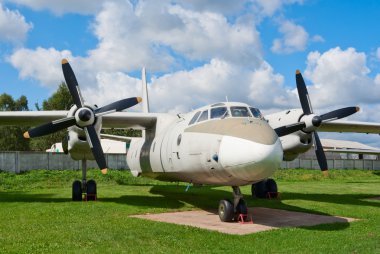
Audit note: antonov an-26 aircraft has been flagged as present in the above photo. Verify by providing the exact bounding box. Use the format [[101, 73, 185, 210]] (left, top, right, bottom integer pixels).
[[2, 59, 380, 222]]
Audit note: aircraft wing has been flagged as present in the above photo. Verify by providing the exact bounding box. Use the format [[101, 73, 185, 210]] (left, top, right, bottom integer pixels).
[[0, 111, 68, 126], [319, 120, 380, 134], [0, 111, 158, 129], [102, 112, 157, 129]]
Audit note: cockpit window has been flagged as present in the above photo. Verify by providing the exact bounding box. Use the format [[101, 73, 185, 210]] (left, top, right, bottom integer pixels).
[[188, 111, 201, 125], [249, 107, 263, 118], [210, 107, 228, 119], [230, 106, 250, 117], [197, 110, 209, 122]]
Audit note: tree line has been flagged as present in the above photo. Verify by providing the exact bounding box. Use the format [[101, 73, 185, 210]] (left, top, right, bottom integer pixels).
[[0, 83, 140, 151]]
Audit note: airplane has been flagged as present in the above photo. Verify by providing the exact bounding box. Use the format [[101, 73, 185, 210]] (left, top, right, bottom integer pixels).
[[1, 59, 380, 222]]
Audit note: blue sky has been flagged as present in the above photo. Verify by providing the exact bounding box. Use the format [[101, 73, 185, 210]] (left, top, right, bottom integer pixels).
[[1, 0, 380, 146]]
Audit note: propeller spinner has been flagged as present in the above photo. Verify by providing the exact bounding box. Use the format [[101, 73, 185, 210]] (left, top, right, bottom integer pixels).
[[24, 59, 142, 174]]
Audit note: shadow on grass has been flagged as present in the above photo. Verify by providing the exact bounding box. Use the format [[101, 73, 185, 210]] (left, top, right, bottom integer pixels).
[[0, 191, 70, 203]]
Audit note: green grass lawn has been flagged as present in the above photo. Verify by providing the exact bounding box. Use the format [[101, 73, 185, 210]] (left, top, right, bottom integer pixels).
[[0, 169, 380, 253]]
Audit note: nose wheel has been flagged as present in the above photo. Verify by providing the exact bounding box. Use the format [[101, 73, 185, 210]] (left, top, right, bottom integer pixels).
[[218, 186, 248, 222]]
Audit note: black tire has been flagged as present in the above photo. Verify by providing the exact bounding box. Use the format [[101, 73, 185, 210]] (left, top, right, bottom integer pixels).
[[252, 180, 268, 198], [218, 199, 234, 222], [266, 178, 278, 198], [86, 179, 97, 201], [72, 180, 82, 201]]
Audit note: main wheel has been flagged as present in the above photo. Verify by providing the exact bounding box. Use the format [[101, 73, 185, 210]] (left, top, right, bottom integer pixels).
[[266, 178, 278, 198], [252, 180, 268, 198], [72, 180, 82, 201], [86, 179, 97, 201], [218, 199, 234, 222]]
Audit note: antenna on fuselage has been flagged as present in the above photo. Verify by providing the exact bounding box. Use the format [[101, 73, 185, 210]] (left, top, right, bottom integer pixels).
[[225, 96, 229, 102], [142, 67, 150, 113]]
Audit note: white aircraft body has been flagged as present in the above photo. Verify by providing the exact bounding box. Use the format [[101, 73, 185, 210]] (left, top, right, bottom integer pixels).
[[2, 60, 380, 222]]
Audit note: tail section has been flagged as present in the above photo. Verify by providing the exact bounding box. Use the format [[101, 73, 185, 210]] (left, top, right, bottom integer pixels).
[[141, 67, 150, 113]]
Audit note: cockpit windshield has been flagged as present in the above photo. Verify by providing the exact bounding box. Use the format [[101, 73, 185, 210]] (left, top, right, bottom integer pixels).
[[249, 107, 263, 118], [189, 104, 264, 126], [211, 107, 228, 119], [230, 106, 250, 117]]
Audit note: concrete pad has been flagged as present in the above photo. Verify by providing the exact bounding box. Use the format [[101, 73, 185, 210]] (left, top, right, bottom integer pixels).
[[131, 207, 356, 235]]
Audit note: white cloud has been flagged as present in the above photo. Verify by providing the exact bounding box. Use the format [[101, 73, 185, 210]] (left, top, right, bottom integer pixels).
[[251, 0, 304, 21], [311, 34, 324, 43], [248, 61, 297, 109], [8, 47, 73, 87], [271, 20, 308, 54], [164, 5, 262, 66], [85, 1, 263, 73], [0, 3, 32, 43], [304, 47, 380, 111]]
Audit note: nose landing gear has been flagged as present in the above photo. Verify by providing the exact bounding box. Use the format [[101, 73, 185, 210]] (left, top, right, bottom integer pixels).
[[218, 186, 249, 222]]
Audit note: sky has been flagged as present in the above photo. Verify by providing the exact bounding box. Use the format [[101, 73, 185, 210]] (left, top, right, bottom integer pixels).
[[1, 0, 380, 146]]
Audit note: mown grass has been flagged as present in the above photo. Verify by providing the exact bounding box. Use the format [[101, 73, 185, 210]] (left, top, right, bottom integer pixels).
[[0, 169, 380, 253]]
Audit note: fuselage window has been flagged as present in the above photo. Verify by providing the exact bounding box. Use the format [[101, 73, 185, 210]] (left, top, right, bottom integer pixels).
[[210, 107, 228, 119], [230, 106, 250, 117], [188, 111, 201, 125], [197, 110, 209, 122], [249, 107, 263, 118]]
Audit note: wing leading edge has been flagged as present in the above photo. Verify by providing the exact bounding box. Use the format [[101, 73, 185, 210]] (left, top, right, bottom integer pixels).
[[320, 120, 380, 134]]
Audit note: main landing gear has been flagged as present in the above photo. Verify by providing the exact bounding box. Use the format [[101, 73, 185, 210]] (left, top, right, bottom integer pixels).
[[251, 178, 278, 199], [218, 186, 248, 222], [72, 160, 97, 201]]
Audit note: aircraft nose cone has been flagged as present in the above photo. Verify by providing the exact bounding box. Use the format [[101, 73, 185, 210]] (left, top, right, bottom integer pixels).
[[219, 136, 283, 181]]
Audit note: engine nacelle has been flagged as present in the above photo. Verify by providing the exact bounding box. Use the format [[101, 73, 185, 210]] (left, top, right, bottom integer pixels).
[[266, 109, 312, 161]]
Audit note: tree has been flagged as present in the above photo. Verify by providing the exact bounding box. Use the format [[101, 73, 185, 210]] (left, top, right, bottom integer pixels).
[[42, 82, 74, 110], [30, 82, 74, 151], [0, 94, 30, 151]]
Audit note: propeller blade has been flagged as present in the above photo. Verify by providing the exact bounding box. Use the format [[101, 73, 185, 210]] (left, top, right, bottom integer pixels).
[[295, 70, 313, 115], [62, 59, 84, 108], [320, 106, 360, 122], [24, 117, 76, 138], [95, 97, 142, 116], [274, 122, 306, 137], [84, 125, 107, 174], [313, 132, 328, 172]]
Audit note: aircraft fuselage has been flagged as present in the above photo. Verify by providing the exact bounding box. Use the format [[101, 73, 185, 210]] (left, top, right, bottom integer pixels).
[[127, 102, 283, 186]]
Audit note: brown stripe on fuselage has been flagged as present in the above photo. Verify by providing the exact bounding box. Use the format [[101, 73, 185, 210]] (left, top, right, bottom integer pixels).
[[185, 118, 277, 145]]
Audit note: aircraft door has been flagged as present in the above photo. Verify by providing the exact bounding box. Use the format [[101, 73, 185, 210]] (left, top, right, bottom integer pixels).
[[160, 126, 182, 172]]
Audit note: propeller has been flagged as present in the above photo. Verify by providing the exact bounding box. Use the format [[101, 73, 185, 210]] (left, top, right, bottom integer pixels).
[[274, 122, 306, 137], [24, 59, 142, 174], [295, 70, 359, 174]]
